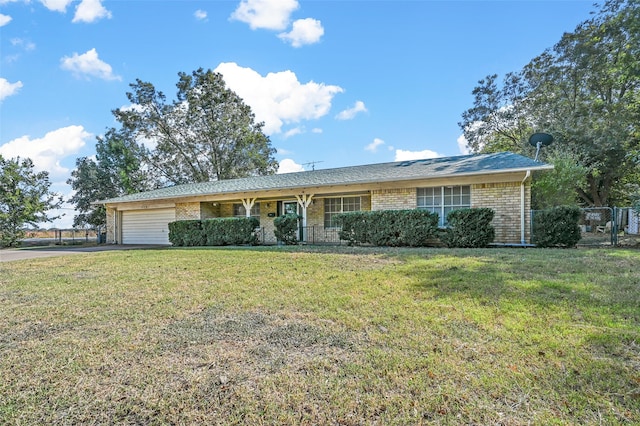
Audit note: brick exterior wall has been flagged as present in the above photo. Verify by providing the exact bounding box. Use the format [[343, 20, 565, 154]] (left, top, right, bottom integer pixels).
[[371, 188, 417, 210], [106, 206, 117, 244], [200, 202, 221, 219], [369, 183, 530, 244], [260, 202, 278, 244], [175, 202, 201, 221], [105, 182, 530, 245], [472, 182, 530, 244]]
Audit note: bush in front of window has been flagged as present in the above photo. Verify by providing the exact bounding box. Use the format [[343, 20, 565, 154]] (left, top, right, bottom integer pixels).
[[168, 220, 205, 246], [202, 217, 260, 246], [336, 211, 370, 245], [532, 206, 581, 248], [337, 210, 439, 247], [274, 214, 301, 245], [397, 209, 441, 247], [442, 208, 495, 248]]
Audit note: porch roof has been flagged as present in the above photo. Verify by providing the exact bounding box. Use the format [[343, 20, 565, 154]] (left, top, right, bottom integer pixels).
[[97, 151, 551, 204]]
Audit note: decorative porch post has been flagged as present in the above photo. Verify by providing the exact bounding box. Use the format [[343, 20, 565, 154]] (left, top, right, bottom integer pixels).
[[295, 194, 314, 242], [241, 198, 256, 217]]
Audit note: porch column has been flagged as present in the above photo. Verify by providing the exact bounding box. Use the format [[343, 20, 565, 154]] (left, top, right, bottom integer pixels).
[[241, 197, 257, 217], [295, 194, 314, 242]]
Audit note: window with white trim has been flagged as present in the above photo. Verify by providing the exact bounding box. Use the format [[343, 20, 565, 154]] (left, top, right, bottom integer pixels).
[[324, 197, 361, 228], [417, 186, 470, 226], [233, 203, 260, 218]]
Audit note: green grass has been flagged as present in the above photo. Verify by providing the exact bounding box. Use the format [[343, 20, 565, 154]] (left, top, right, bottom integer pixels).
[[1, 246, 639, 425]]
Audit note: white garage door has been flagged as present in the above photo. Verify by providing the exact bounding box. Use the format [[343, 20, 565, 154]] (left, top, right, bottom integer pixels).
[[121, 208, 175, 245]]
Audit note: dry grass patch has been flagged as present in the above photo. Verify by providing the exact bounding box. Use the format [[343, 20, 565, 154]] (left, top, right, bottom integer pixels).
[[0, 246, 639, 424]]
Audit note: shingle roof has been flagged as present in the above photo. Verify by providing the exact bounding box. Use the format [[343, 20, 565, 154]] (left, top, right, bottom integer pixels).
[[97, 151, 551, 204]]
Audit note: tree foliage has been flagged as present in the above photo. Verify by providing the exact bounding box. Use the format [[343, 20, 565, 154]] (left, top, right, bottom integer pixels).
[[114, 68, 278, 185], [460, 0, 640, 207], [0, 155, 62, 247], [531, 152, 588, 209], [67, 127, 150, 229], [69, 68, 278, 227]]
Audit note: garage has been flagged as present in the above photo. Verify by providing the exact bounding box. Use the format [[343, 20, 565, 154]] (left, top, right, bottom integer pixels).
[[121, 208, 175, 245]]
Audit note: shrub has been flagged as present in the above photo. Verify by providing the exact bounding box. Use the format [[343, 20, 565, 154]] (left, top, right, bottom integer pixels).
[[202, 217, 259, 246], [168, 220, 204, 246], [337, 210, 439, 247], [274, 214, 301, 245], [532, 206, 581, 248], [396, 209, 440, 247], [442, 208, 495, 248], [337, 212, 370, 245]]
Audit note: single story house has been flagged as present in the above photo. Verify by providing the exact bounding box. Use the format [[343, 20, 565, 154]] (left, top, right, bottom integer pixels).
[[96, 151, 552, 246]]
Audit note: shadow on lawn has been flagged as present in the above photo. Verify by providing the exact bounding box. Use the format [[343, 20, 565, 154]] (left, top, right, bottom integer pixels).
[[402, 249, 640, 311], [402, 249, 640, 381]]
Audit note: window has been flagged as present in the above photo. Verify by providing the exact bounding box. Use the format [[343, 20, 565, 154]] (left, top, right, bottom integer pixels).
[[233, 203, 260, 218], [417, 186, 470, 226], [324, 197, 361, 228]]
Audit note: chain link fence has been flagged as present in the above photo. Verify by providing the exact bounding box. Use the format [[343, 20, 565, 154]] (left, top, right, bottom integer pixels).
[[531, 206, 640, 247]]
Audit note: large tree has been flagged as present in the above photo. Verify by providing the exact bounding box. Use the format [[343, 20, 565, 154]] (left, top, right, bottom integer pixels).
[[114, 68, 278, 185], [460, 0, 640, 207], [69, 68, 278, 226], [0, 155, 62, 247], [67, 127, 151, 229]]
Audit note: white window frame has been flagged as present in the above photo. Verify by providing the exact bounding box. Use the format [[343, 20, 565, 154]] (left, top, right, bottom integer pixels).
[[324, 196, 361, 228], [417, 186, 471, 226], [233, 203, 261, 218]]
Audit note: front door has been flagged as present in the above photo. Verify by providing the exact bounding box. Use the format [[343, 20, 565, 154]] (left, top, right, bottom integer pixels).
[[282, 201, 303, 241], [283, 201, 298, 215]]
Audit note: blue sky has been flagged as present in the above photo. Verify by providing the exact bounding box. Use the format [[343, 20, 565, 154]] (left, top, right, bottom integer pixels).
[[1, 0, 595, 228]]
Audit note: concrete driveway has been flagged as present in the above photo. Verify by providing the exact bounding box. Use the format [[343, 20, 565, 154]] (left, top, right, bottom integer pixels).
[[0, 245, 167, 262]]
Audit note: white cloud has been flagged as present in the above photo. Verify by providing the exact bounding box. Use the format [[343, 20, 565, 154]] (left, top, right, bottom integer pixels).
[[394, 149, 442, 161], [60, 48, 121, 81], [276, 147, 293, 156], [194, 9, 207, 21], [311, 128, 322, 134], [11, 37, 36, 51], [336, 100, 367, 120], [0, 78, 23, 101], [231, 0, 298, 31], [214, 62, 343, 135], [278, 158, 304, 174], [0, 125, 92, 181], [283, 127, 303, 138], [278, 18, 324, 47], [41, 0, 73, 13], [0, 13, 12, 26], [457, 134, 471, 155], [365, 138, 385, 153], [72, 0, 111, 23]]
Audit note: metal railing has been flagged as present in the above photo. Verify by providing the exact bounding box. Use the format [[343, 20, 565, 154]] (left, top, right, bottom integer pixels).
[[255, 225, 345, 245]]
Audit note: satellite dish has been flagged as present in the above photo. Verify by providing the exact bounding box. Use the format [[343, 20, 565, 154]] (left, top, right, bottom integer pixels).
[[528, 133, 554, 161]]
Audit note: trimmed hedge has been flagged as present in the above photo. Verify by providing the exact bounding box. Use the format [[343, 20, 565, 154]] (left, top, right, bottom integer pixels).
[[532, 205, 581, 248], [274, 214, 301, 245], [336, 212, 370, 246], [168, 220, 205, 247], [441, 208, 495, 248], [168, 217, 259, 246], [337, 210, 439, 247], [203, 217, 260, 246]]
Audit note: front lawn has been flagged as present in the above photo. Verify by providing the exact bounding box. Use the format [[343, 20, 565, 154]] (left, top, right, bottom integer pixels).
[[1, 247, 638, 424]]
